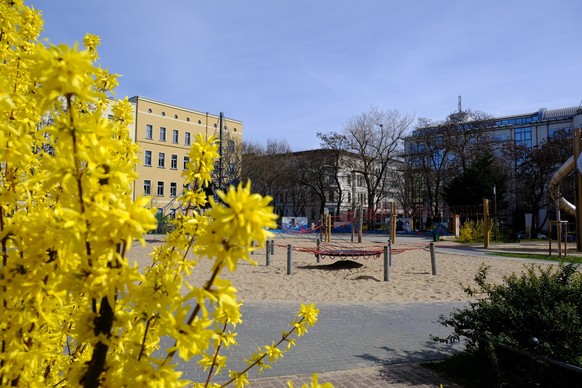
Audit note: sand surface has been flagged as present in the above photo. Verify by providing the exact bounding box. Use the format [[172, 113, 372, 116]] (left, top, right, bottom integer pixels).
[[126, 233, 573, 305]]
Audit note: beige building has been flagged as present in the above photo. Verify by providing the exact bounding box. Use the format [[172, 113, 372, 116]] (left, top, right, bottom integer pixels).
[[127, 96, 243, 213]]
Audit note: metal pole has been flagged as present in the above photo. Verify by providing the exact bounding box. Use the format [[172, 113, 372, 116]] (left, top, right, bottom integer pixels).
[[287, 244, 293, 275], [316, 238, 321, 263], [218, 112, 223, 191], [266, 241, 271, 266], [388, 239, 392, 266], [430, 242, 437, 276]]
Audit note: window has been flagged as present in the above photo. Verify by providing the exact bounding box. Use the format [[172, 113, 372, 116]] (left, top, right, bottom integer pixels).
[[144, 180, 151, 195], [185, 132, 191, 146], [144, 150, 152, 166], [157, 181, 164, 196], [228, 140, 235, 152], [183, 156, 189, 170], [158, 152, 165, 168], [170, 182, 177, 197], [515, 127, 532, 148], [172, 129, 179, 144], [145, 124, 153, 139], [160, 127, 166, 141], [171, 154, 178, 169], [329, 190, 335, 202]]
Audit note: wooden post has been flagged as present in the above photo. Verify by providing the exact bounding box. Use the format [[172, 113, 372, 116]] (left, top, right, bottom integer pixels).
[[383, 245, 390, 282], [316, 238, 321, 263], [483, 198, 490, 249], [327, 214, 332, 242], [351, 170, 356, 243], [287, 244, 293, 275], [358, 203, 363, 243], [557, 221, 563, 257], [430, 242, 437, 276], [266, 241, 271, 266]]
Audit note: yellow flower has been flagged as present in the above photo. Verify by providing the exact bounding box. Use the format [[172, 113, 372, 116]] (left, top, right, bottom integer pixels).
[[31, 43, 98, 104], [287, 373, 333, 388], [83, 33, 101, 61], [298, 303, 320, 326], [197, 181, 277, 271]]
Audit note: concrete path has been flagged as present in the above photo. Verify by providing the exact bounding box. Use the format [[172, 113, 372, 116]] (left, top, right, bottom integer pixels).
[[175, 301, 466, 386]]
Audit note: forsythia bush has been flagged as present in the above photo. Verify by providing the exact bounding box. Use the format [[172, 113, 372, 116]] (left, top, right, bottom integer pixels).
[[0, 1, 327, 387], [458, 220, 488, 243]]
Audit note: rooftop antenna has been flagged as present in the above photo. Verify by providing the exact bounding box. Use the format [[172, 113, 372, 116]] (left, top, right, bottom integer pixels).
[[458, 95, 462, 113]]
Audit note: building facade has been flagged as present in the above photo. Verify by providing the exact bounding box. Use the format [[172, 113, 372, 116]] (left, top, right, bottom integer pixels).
[[127, 96, 243, 213], [244, 149, 403, 226], [405, 106, 582, 232], [486, 107, 582, 147]]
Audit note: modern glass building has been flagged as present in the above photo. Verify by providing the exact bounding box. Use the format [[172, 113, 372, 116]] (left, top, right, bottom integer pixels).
[[404, 105, 582, 232]]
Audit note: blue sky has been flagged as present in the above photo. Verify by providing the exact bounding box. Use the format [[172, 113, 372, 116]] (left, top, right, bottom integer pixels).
[[29, 0, 582, 151]]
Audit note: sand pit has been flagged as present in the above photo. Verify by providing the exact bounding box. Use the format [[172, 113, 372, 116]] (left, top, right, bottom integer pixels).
[[126, 233, 567, 305]]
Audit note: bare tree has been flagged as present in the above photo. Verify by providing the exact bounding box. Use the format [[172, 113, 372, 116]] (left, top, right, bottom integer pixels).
[[241, 139, 293, 217], [319, 107, 413, 227], [405, 110, 498, 226], [214, 130, 243, 190], [512, 129, 572, 234], [443, 109, 497, 174]]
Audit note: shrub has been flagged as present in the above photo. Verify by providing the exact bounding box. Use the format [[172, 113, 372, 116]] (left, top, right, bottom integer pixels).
[[433, 263, 582, 386], [458, 220, 483, 242], [0, 2, 326, 386]]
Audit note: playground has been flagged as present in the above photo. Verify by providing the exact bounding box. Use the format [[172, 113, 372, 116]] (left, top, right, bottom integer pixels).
[[129, 232, 563, 305]]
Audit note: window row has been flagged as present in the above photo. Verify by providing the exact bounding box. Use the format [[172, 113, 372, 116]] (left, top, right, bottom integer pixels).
[[145, 109, 238, 131], [145, 124, 192, 145], [144, 150, 189, 169], [143, 180, 178, 197]]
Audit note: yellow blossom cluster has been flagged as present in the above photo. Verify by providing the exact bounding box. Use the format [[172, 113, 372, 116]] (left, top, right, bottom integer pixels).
[[0, 1, 325, 387]]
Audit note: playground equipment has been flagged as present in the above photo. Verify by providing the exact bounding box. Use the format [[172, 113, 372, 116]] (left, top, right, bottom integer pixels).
[[547, 128, 582, 253], [548, 155, 576, 216]]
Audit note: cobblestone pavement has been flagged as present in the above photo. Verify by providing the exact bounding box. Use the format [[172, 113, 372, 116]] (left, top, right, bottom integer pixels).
[[174, 301, 466, 386], [248, 362, 462, 387]]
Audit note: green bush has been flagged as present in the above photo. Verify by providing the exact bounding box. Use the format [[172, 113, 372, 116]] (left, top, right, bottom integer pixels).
[[433, 263, 582, 386]]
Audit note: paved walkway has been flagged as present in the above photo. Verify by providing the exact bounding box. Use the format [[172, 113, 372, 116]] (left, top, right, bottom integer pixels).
[[162, 235, 568, 386], [175, 301, 466, 387]]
